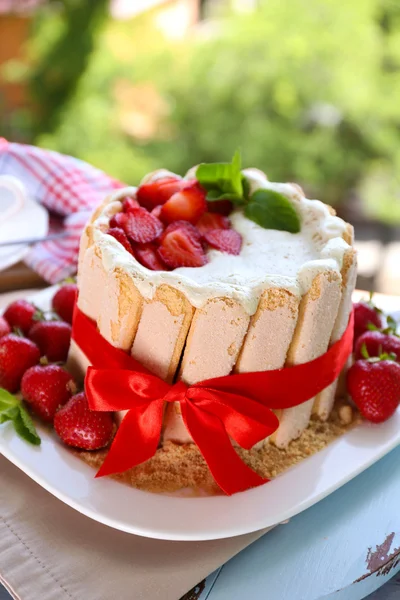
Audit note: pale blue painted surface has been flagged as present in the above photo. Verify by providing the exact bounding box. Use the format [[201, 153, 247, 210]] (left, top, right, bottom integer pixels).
[[202, 446, 400, 600]]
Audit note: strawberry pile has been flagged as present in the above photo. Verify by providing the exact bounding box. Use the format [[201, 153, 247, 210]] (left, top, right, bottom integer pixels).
[[347, 298, 400, 423], [0, 283, 113, 451], [106, 177, 243, 270]]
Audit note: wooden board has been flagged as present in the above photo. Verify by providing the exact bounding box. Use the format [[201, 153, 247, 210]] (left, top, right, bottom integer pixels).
[[192, 446, 400, 600]]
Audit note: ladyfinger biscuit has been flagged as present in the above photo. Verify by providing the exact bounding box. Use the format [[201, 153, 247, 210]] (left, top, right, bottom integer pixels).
[[234, 288, 299, 450], [180, 297, 250, 385], [313, 248, 357, 420], [67, 244, 107, 379], [235, 288, 299, 373], [271, 270, 342, 448], [77, 224, 94, 280], [131, 285, 194, 383], [77, 199, 122, 276], [163, 297, 250, 444], [77, 244, 107, 322], [97, 267, 143, 352]]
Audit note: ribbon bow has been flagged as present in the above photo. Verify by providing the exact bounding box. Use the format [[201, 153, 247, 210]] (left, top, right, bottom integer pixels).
[[72, 306, 354, 495]]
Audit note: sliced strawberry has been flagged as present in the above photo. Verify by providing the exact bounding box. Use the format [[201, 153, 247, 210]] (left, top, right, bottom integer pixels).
[[123, 207, 164, 244], [151, 205, 163, 220], [207, 200, 233, 216], [122, 196, 140, 212], [160, 221, 202, 244], [134, 243, 168, 271], [204, 229, 242, 255], [196, 212, 230, 237], [107, 227, 135, 256], [109, 211, 128, 229], [158, 226, 207, 268], [137, 177, 183, 211], [161, 184, 207, 225]]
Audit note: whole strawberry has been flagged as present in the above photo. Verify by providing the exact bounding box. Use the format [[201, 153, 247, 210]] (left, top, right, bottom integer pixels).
[[29, 320, 71, 362], [3, 299, 38, 335], [353, 300, 383, 345], [52, 284, 77, 324], [0, 334, 40, 392], [347, 358, 400, 423], [0, 316, 11, 339], [355, 330, 400, 362], [54, 392, 114, 450], [21, 364, 77, 422]]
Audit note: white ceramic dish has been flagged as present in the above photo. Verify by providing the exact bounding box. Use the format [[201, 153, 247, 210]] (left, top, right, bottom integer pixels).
[[0, 192, 48, 272], [1, 288, 399, 541]]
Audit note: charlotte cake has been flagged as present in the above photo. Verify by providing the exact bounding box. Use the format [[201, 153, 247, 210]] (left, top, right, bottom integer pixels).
[[68, 158, 357, 492]]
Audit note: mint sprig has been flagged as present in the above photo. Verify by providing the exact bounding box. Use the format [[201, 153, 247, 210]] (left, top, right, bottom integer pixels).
[[196, 149, 245, 203], [195, 150, 301, 234], [245, 189, 301, 233], [0, 388, 41, 445]]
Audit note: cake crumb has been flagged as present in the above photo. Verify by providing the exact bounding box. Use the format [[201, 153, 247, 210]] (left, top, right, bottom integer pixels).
[[74, 400, 362, 496], [339, 404, 353, 425], [228, 343, 236, 356]]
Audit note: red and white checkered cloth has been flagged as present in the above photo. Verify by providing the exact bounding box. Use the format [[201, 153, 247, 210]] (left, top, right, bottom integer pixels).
[[0, 139, 124, 283]]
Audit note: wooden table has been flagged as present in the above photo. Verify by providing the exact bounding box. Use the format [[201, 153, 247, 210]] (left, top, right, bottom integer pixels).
[[0, 261, 46, 293], [194, 446, 400, 600]]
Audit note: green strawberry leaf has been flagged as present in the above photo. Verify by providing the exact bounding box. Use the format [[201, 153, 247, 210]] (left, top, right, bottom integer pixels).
[[196, 149, 244, 204], [383, 315, 400, 337], [360, 343, 370, 360], [245, 189, 301, 233], [32, 308, 45, 322], [12, 326, 24, 337], [0, 388, 41, 445]]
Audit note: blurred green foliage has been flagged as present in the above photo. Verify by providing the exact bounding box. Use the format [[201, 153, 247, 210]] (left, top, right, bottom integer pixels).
[[6, 0, 400, 221], [29, 0, 109, 135]]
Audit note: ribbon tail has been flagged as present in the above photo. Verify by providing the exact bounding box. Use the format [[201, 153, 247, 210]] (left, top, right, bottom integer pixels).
[[181, 401, 268, 495], [96, 399, 164, 477]]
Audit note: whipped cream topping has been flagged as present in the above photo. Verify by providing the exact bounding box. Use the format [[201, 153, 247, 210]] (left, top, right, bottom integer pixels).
[[92, 168, 351, 315]]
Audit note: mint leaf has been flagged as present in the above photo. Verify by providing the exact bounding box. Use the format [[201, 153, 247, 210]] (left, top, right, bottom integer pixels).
[[0, 388, 41, 445], [231, 149, 243, 197], [196, 149, 244, 203], [245, 189, 301, 233], [0, 387, 19, 411], [0, 405, 19, 423], [206, 189, 245, 204], [242, 175, 251, 201], [14, 405, 41, 446]]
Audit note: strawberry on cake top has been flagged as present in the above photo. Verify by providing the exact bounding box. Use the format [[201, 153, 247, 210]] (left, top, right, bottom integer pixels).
[[68, 151, 357, 490]]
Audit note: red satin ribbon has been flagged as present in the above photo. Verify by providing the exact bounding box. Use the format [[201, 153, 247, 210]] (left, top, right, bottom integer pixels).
[[72, 305, 354, 495]]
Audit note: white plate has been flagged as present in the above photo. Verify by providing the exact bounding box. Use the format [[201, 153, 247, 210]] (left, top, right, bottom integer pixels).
[[1, 288, 399, 541], [0, 196, 48, 271]]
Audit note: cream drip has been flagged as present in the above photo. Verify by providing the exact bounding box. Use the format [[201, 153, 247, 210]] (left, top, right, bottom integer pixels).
[[92, 168, 350, 315]]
